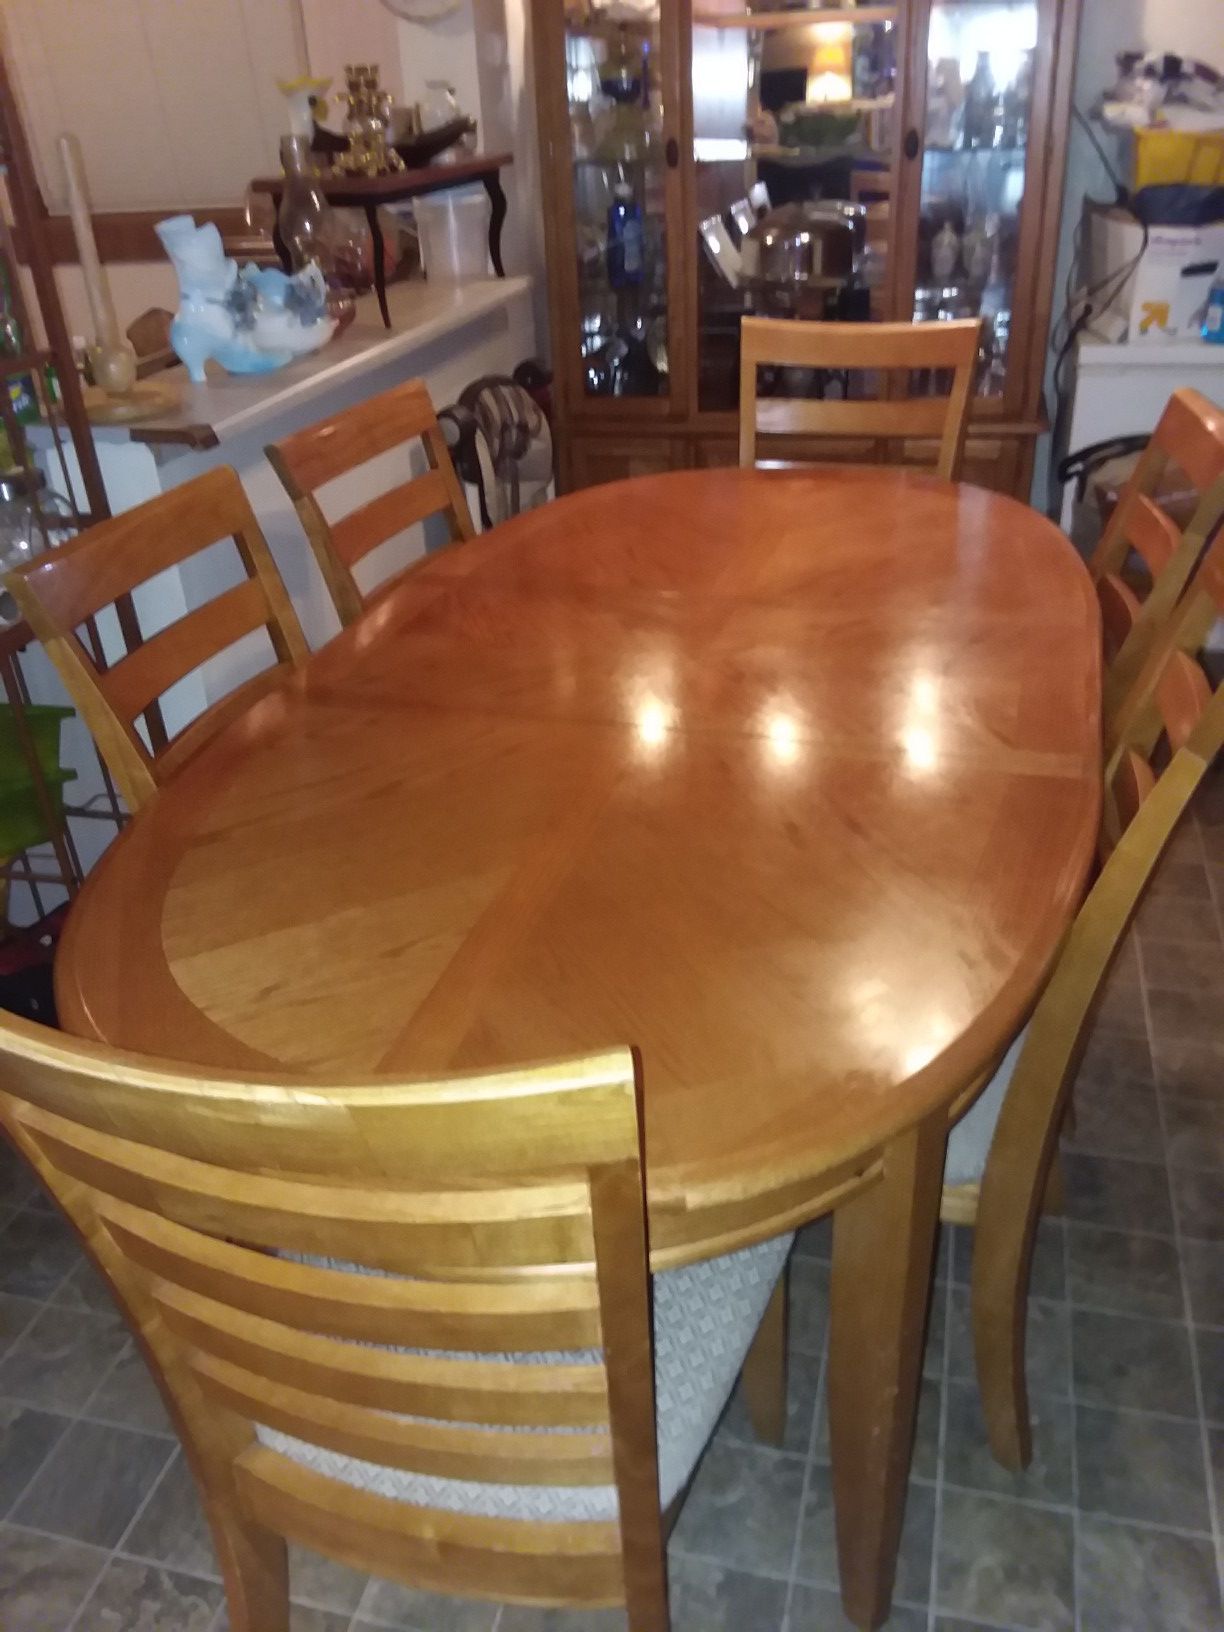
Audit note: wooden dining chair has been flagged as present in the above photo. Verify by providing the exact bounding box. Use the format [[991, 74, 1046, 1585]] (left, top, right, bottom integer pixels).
[[738, 316, 984, 479], [0, 1025, 792, 1632], [266, 377, 476, 628], [939, 525, 1224, 1472], [4, 466, 308, 813], [1091, 387, 1224, 735]]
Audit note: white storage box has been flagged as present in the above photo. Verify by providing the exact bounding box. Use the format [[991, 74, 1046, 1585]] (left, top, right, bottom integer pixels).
[[1086, 202, 1224, 343], [414, 189, 491, 282]]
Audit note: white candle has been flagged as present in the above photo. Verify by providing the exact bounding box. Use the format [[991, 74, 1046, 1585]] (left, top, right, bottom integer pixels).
[[57, 132, 120, 350]]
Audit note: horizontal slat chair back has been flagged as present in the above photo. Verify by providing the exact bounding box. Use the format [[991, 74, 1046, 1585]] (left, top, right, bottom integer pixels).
[[1093, 388, 1224, 723], [267, 378, 476, 628], [738, 316, 983, 480], [0, 1025, 657, 1609], [3, 467, 308, 812], [1105, 525, 1224, 773]]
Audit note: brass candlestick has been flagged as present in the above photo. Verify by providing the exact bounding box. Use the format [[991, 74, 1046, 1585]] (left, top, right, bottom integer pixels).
[[334, 63, 404, 177]]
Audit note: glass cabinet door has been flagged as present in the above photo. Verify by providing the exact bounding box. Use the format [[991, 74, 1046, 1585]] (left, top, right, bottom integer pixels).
[[913, 0, 1039, 401], [691, 4, 901, 412], [562, 1, 675, 401]]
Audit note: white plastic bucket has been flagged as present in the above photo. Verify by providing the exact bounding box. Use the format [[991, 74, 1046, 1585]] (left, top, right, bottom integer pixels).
[[414, 189, 491, 282]]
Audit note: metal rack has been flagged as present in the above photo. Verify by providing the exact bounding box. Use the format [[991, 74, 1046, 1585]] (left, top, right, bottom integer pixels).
[[0, 44, 128, 921]]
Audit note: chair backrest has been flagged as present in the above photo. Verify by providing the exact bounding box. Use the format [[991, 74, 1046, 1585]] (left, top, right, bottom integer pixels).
[[1102, 521, 1224, 845], [973, 539, 1224, 1453], [5, 466, 308, 813], [267, 378, 476, 628], [738, 316, 984, 479], [1091, 387, 1224, 724], [0, 1024, 664, 1618]]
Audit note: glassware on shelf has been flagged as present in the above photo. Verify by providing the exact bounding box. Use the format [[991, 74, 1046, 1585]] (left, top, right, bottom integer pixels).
[[0, 471, 77, 623], [570, 100, 598, 161], [565, 2, 668, 401], [926, 58, 963, 149], [962, 213, 998, 284], [278, 135, 335, 275], [931, 221, 961, 281], [961, 53, 999, 150], [919, 2, 1038, 400], [852, 23, 895, 103], [329, 208, 374, 292], [606, 181, 645, 288], [1000, 49, 1034, 148]]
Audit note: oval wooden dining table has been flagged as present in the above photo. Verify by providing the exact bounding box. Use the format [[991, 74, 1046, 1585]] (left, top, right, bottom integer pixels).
[[56, 466, 1100, 1630]]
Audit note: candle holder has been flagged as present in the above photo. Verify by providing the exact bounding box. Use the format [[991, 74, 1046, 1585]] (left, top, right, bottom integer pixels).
[[334, 63, 404, 178]]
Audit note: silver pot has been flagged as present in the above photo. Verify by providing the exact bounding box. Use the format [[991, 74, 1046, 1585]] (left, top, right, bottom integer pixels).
[[742, 201, 864, 288]]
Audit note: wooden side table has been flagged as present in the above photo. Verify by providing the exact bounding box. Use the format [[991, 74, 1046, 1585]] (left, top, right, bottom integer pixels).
[[250, 152, 513, 329]]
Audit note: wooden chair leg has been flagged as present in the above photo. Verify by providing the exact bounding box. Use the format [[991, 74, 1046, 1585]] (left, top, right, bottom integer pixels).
[[740, 1269, 789, 1448], [206, 1500, 290, 1632], [1041, 1151, 1067, 1216], [623, 1533, 670, 1632], [971, 1195, 1038, 1473], [828, 1116, 944, 1631], [971, 1047, 1075, 1473]]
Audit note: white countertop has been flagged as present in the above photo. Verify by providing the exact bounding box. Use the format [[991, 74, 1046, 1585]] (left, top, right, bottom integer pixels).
[[98, 275, 532, 450], [1077, 336, 1224, 372]]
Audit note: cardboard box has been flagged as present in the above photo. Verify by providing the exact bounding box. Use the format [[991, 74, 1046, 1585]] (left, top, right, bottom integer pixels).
[[1086, 202, 1224, 343]]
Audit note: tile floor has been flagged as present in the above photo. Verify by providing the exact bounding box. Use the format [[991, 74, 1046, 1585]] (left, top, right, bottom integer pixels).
[[0, 784, 1222, 1631]]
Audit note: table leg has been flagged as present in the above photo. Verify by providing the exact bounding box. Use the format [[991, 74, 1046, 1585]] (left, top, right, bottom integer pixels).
[[367, 203, 391, 329], [828, 1114, 944, 1630], [740, 1268, 788, 1447], [482, 171, 507, 278]]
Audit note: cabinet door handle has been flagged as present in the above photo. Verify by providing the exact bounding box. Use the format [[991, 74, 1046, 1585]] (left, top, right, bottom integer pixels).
[[903, 127, 921, 161], [665, 136, 679, 168]]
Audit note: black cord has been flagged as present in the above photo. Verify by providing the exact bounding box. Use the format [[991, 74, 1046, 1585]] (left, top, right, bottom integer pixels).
[[1072, 105, 1128, 206], [1044, 112, 1149, 514]]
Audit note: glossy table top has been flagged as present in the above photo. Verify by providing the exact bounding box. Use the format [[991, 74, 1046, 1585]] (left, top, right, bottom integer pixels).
[[57, 467, 1101, 1252]]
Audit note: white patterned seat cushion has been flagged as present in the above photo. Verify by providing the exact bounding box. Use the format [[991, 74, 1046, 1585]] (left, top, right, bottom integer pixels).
[[258, 1230, 793, 1523], [943, 1027, 1027, 1188]]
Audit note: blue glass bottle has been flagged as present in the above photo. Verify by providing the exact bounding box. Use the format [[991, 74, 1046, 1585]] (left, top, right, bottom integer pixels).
[[606, 182, 644, 289]]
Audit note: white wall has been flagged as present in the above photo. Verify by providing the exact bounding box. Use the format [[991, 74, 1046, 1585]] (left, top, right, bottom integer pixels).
[[3, 0, 305, 210], [298, 0, 403, 98]]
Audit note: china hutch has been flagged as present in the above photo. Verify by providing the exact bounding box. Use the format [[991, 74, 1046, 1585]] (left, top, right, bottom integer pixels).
[[533, 0, 1083, 495]]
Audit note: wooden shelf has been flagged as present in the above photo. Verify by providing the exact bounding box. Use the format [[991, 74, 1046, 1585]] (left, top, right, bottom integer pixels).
[[563, 10, 656, 36], [693, 6, 898, 28], [0, 348, 53, 379]]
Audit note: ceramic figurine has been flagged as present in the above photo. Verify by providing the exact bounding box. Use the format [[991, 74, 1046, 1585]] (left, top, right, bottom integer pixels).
[[240, 263, 336, 357], [277, 74, 331, 139], [155, 215, 335, 384]]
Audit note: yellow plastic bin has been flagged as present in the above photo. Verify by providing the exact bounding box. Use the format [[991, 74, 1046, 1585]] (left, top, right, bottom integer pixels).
[[1130, 127, 1224, 190]]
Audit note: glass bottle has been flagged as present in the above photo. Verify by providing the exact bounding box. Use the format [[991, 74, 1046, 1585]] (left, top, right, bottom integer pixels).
[[277, 135, 334, 274], [962, 53, 998, 150], [1000, 50, 1034, 148], [0, 471, 77, 622], [605, 181, 645, 289]]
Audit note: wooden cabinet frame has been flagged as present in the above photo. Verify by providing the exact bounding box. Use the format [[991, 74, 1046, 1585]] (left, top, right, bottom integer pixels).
[[535, 0, 1083, 496]]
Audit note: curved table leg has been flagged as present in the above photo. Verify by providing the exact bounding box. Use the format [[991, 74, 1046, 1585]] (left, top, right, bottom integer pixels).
[[482, 171, 507, 278], [367, 203, 390, 329], [828, 1114, 944, 1630]]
